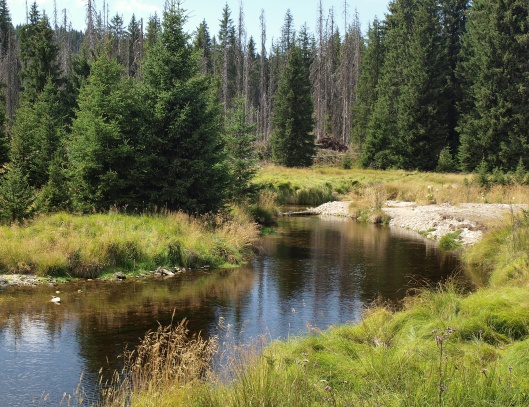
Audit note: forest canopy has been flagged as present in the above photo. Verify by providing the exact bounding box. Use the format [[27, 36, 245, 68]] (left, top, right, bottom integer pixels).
[[0, 0, 527, 222]]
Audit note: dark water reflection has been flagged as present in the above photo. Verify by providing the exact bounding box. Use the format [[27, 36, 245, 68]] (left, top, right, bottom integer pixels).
[[0, 216, 461, 406]]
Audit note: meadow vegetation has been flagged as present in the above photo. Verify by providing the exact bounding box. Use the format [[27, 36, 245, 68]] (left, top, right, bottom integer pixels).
[[255, 164, 529, 207], [0, 209, 259, 278]]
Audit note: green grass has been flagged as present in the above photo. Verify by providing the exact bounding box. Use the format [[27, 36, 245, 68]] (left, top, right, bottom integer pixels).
[[0, 210, 259, 278], [439, 230, 463, 251], [177, 283, 529, 406], [254, 164, 529, 206]]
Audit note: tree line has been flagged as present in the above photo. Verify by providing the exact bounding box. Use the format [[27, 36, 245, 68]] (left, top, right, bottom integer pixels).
[[355, 0, 529, 174], [0, 0, 527, 221]]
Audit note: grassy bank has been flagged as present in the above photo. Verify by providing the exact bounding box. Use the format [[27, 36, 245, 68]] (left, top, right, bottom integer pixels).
[[255, 165, 529, 206], [100, 188, 529, 406], [0, 210, 259, 278]]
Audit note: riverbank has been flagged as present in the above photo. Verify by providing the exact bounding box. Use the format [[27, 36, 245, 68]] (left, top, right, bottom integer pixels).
[[313, 200, 526, 246], [0, 211, 259, 290]]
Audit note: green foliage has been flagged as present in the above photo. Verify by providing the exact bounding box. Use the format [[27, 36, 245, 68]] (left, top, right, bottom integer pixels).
[[475, 160, 490, 188], [271, 45, 315, 167], [436, 146, 458, 173], [341, 154, 353, 170], [351, 18, 384, 147], [225, 97, 258, 199], [439, 230, 462, 251], [0, 92, 7, 166], [18, 3, 59, 101], [10, 78, 66, 188], [458, 0, 529, 172], [142, 1, 229, 214], [514, 159, 528, 185], [68, 52, 147, 212], [0, 164, 37, 223], [360, 0, 468, 172], [38, 153, 71, 212]]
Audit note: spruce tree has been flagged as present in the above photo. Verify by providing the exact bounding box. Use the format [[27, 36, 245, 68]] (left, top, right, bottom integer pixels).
[[18, 3, 59, 101], [127, 14, 142, 78], [271, 45, 315, 167], [142, 0, 229, 214], [225, 97, 258, 199], [360, 0, 412, 169], [194, 19, 213, 75], [440, 0, 470, 156], [9, 78, 65, 188], [458, 0, 529, 172], [360, 0, 451, 171], [351, 18, 384, 147], [145, 13, 161, 52], [68, 52, 147, 211], [0, 164, 36, 223]]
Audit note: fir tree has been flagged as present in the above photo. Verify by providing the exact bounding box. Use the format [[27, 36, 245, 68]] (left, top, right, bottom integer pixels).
[[458, 0, 529, 172], [68, 52, 147, 211], [225, 97, 258, 199], [271, 45, 315, 167], [142, 0, 229, 214]]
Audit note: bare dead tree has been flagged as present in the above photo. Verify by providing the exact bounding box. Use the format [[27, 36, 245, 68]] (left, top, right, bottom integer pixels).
[[311, 0, 326, 139], [58, 8, 72, 78], [85, 0, 96, 55], [236, 1, 246, 98], [258, 9, 269, 140]]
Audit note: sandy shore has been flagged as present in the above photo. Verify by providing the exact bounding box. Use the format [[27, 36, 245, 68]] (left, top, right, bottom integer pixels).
[[313, 200, 525, 246]]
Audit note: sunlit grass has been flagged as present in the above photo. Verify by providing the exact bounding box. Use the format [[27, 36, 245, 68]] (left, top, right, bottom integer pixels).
[[255, 164, 529, 206], [103, 283, 529, 406], [0, 210, 259, 278]]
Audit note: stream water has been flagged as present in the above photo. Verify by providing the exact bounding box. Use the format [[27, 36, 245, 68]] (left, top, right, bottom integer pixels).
[[0, 216, 462, 406]]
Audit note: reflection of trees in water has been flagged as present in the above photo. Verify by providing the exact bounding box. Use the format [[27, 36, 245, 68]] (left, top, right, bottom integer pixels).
[[0, 268, 255, 385], [261, 217, 460, 313]]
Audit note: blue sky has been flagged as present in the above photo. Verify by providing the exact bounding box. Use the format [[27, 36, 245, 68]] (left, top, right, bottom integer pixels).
[[8, 0, 390, 43]]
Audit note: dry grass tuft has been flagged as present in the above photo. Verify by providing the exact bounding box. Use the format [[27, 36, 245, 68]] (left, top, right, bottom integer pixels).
[[102, 317, 218, 406]]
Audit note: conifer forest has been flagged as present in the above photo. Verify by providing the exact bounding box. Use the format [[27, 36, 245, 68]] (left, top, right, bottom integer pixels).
[[0, 0, 527, 220]]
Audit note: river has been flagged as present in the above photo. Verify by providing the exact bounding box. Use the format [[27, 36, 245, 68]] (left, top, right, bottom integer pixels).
[[0, 216, 462, 406]]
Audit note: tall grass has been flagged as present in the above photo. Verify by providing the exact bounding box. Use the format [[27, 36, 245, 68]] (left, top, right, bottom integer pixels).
[[102, 284, 529, 406], [463, 209, 529, 287], [0, 210, 259, 278], [255, 164, 529, 206], [101, 318, 218, 407]]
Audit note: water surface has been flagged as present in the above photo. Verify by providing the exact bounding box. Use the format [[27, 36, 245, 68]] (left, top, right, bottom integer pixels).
[[0, 216, 461, 406]]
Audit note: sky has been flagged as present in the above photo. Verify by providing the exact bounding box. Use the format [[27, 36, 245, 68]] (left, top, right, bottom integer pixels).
[[7, 0, 390, 43]]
